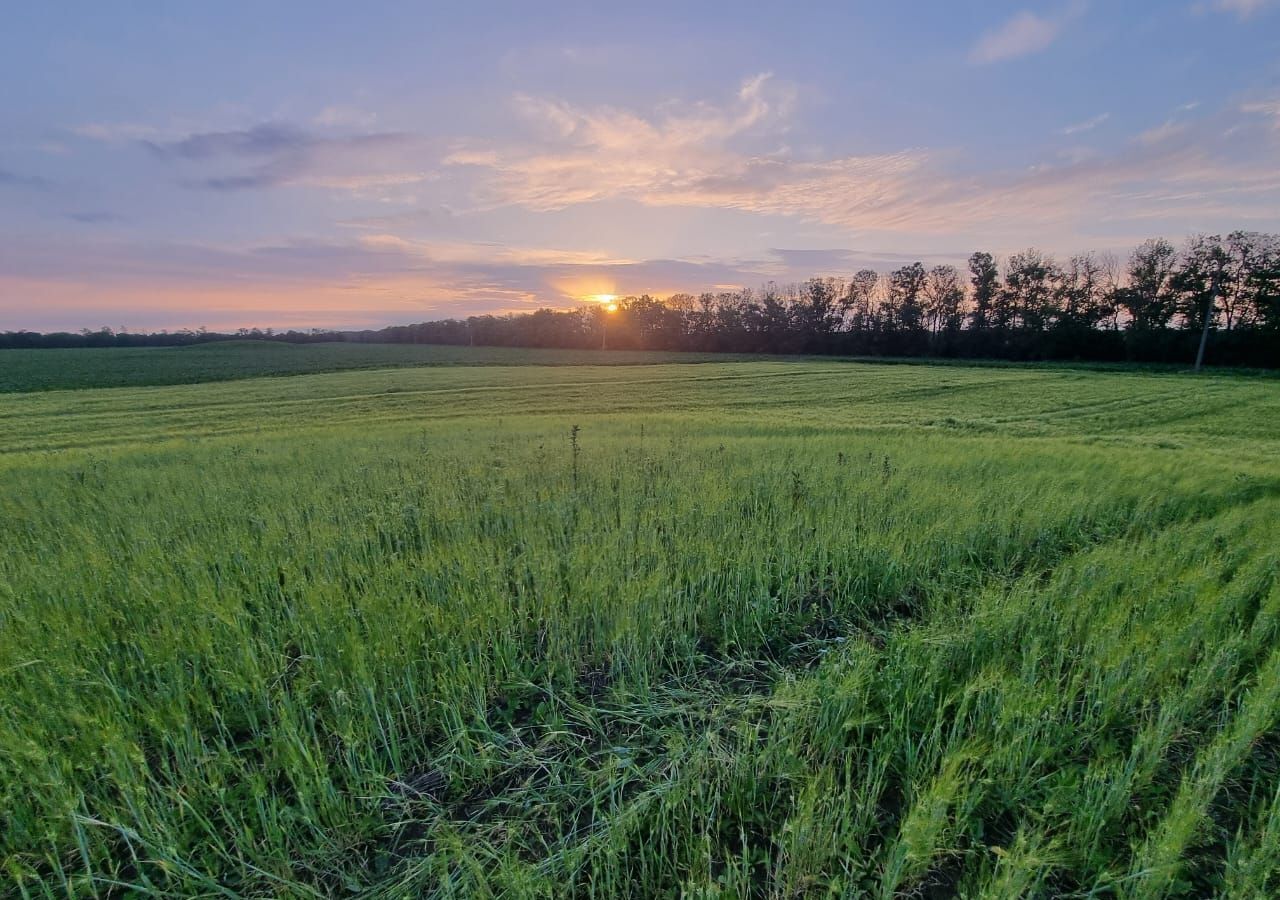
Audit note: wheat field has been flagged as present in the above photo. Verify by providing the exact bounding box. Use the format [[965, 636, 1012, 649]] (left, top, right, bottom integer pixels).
[[2, 353, 1277, 897]]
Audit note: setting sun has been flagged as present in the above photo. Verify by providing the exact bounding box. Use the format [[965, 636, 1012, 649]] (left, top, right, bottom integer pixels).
[[585, 293, 619, 312]]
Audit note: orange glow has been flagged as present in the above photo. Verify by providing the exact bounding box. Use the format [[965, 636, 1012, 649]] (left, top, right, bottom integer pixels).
[[0, 275, 543, 332]]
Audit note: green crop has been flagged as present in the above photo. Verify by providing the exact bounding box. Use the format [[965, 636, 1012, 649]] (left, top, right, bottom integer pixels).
[[1, 350, 1277, 897]]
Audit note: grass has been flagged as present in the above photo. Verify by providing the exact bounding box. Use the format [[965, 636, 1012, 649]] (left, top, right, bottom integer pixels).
[[5, 340, 1272, 395], [0, 342, 762, 393], [1, 351, 1278, 897]]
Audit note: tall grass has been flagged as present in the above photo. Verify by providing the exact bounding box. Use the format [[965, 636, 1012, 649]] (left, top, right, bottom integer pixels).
[[1, 359, 1277, 896]]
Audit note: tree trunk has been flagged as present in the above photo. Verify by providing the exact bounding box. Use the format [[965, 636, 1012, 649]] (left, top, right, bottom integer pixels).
[[1193, 271, 1220, 373]]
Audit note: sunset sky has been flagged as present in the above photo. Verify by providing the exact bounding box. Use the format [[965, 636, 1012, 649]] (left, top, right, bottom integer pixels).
[[3, 1, 1279, 331]]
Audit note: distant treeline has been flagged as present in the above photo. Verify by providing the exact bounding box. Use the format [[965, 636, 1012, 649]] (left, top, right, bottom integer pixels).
[[0, 327, 342, 350], [5, 232, 1278, 367]]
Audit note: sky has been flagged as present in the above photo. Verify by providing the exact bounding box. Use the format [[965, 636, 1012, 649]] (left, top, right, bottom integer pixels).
[[2, 1, 1279, 332]]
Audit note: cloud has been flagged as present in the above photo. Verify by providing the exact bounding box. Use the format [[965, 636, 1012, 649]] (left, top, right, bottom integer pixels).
[[0, 228, 976, 332], [1241, 97, 1280, 129], [195, 172, 285, 191], [969, 7, 1079, 64], [366, 237, 635, 268], [495, 70, 788, 156], [1136, 120, 1189, 144], [72, 122, 164, 142], [313, 105, 379, 128], [445, 74, 949, 230], [67, 211, 123, 224], [0, 167, 51, 189], [142, 122, 431, 196], [1201, 0, 1272, 19], [1060, 112, 1110, 135], [19, 77, 1279, 332], [444, 76, 1280, 240], [336, 208, 441, 230], [763, 247, 969, 273], [144, 123, 315, 160]]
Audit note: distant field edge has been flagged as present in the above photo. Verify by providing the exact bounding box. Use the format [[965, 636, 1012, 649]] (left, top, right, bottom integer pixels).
[[0, 341, 1276, 394]]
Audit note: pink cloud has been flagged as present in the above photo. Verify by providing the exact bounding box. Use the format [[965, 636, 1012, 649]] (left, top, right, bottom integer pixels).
[[444, 78, 1280, 239]]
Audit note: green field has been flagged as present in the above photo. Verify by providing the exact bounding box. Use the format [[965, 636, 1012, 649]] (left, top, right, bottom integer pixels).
[[0, 342, 760, 393], [2, 350, 1279, 897], [4, 340, 1262, 395]]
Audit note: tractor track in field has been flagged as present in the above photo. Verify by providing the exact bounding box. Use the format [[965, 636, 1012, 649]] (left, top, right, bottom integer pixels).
[[0, 368, 1018, 454], [365, 486, 1280, 894]]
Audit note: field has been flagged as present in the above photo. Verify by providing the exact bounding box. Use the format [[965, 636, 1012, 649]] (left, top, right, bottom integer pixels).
[[1, 348, 1278, 897], [2, 341, 1254, 395], [0, 343, 761, 393]]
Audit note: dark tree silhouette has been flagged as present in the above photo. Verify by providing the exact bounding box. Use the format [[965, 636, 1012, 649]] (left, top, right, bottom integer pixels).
[[968, 252, 999, 332], [924, 265, 965, 335], [1004, 249, 1061, 333], [4, 233, 1278, 368], [1119, 239, 1179, 331]]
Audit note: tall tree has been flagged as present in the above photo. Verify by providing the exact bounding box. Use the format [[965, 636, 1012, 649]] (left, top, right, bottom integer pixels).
[[1003, 249, 1061, 331], [884, 263, 928, 333], [753, 283, 793, 349], [1118, 239, 1178, 329], [969, 251, 1000, 330], [794, 277, 844, 347], [1173, 235, 1229, 332], [1219, 231, 1280, 330], [1173, 235, 1232, 371], [1238, 235, 1280, 331], [924, 265, 966, 334], [843, 269, 880, 333], [1057, 252, 1108, 329]]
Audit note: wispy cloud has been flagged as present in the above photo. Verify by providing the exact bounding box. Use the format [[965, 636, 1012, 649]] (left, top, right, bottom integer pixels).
[[313, 105, 379, 128], [1199, 0, 1273, 19], [72, 122, 165, 143], [1060, 112, 1110, 135], [1241, 97, 1280, 129], [0, 230, 977, 332], [969, 6, 1082, 64], [336, 208, 441, 230], [0, 167, 51, 189], [141, 122, 432, 196], [446, 74, 944, 229], [1136, 120, 1189, 144], [144, 123, 316, 160], [445, 76, 1280, 238], [67, 211, 123, 224]]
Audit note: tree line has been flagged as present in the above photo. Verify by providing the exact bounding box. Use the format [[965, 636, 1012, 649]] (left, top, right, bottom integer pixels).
[[4, 232, 1278, 367], [369, 232, 1278, 366]]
